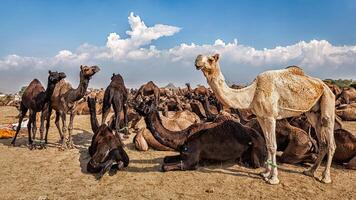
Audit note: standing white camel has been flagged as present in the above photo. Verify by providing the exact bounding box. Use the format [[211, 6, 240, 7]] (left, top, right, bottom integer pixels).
[[195, 54, 336, 184]]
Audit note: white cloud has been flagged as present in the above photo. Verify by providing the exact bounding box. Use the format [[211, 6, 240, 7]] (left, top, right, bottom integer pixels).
[[0, 12, 355, 93]]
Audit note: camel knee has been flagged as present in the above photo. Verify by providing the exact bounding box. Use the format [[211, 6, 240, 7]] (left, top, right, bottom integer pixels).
[[321, 115, 332, 127]]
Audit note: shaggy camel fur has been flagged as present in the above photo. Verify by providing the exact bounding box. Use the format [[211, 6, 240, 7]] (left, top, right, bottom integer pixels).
[[101, 73, 129, 135], [195, 54, 336, 184], [11, 71, 66, 148], [138, 101, 267, 171], [43, 65, 100, 149], [87, 97, 129, 178], [133, 81, 160, 105]]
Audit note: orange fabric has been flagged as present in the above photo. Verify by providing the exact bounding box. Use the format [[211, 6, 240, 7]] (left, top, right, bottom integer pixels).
[[0, 129, 15, 139]]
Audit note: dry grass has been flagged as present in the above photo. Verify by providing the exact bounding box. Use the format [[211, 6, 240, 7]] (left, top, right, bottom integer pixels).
[[0, 106, 355, 200]]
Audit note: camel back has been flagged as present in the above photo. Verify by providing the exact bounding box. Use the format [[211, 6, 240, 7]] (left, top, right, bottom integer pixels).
[[256, 68, 325, 113]]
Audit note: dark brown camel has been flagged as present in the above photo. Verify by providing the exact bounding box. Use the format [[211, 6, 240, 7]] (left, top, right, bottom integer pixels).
[[43, 65, 100, 149], [133, 81, 160, 105], [87, 97, 129, 179], [101, 73, 129, 136], [11, 71, 66, 149], [137, 100, 267, 171]]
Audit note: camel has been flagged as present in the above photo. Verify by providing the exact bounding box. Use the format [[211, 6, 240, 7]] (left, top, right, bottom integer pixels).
[[336, 103, 356, 121], [87, 97, 129, 178], [43, 65, 100, 149], [195, 54, 336, 184], [101, 73, 129, 136], [11, 71, 66, 148], [335, 87, 356, 105], [134, 100, 238, 151], [133, 81, 160, 105], [138, 101, 267, 171]]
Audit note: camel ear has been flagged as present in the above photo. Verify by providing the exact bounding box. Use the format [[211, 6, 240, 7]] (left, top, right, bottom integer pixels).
[[213, 54, 220, 61], [48, 70, 52, 74], [80, 65, 83, 70]]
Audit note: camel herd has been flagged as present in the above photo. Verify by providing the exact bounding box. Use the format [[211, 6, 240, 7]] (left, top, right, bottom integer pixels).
[[7, 54, 356, 185]]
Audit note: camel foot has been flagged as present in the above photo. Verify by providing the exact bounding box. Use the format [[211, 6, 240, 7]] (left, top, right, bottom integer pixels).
[[28, 143, 36, 150], [67, 140, 74, 149], [266, 176, 280, 185], [58, 142, 67, 151], [303, 169, 315, 177], [97, 160, 114, 180], [321, 175, 331, 184], [260, 171, 271, 179]]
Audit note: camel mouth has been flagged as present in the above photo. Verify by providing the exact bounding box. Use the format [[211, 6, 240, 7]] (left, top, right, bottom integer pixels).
[[93, 66, 101, 73]]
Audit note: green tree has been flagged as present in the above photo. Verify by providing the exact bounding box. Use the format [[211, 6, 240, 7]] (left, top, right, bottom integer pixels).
[[18, 86, 27, 96]]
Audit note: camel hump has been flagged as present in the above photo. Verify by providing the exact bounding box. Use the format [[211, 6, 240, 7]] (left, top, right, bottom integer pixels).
[[31, 79, 41, 84], [286, 66, 304, 76]]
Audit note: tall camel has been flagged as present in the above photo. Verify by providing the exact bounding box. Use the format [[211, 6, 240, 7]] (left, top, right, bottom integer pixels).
[[11, 71, 66, 148], [43, 65, 100, 149], [195, 54, 336, 184]]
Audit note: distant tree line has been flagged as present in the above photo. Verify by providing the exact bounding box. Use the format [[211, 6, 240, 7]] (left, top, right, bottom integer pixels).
[[324, 79, 355, 88]]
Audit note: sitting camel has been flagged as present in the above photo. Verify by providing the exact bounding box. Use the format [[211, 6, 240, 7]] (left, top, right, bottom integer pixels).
[[195, 54, 335, 184], [43, 65, 100, 149], [246, 118, 317, 164], [135, 100, 239, 151], [336, 103, 356, 121], [336, 87, 356, 106], [101, 73, 129, 136], [11, 71, 66, 149], [137, 101, 267, 171], [133, 81, 160, 105], [87, 97, 129, 178]]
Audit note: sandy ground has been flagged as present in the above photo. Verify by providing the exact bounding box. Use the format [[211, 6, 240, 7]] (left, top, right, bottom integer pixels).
[[0, 106, 355, 200]]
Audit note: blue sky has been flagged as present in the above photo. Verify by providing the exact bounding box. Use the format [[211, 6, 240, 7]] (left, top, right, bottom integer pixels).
[[0, 0, 356, 93]]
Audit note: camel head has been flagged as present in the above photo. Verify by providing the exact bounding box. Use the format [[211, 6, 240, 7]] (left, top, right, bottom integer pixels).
[[195, 54, 220, 75], [48, 70, 66, 83], [80, 65, 101, 79], [135, 99, 156, 116]]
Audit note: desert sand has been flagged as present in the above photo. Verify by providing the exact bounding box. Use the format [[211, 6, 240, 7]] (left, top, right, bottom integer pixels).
[[0, 106, 355, 200]]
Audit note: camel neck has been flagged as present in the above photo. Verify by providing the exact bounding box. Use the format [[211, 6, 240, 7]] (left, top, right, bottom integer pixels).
[[88, 100, 99, 133], [145, 111, 174, 136], [72, 73, 89, 102], [205, 64, 256, 109], [44, 79, 56, 103]]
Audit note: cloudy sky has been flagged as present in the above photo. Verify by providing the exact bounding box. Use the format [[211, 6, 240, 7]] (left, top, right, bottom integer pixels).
[[0, 0, 356, 93]]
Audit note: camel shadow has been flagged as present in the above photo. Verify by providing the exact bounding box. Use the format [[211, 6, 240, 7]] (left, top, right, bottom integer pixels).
[[72, 129, 93, 175]]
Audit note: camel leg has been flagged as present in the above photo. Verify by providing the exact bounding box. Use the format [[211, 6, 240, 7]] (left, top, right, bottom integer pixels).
[[27, 111, 35, 149], [112, 101, 121, 135], [67, 111, 75, 149], [319, 89, 336, 183], [59, 111, 67, 149], [44, 107, 52, 144], [304, 112, 328, 180], [39, 110, 45, 147], [11, 103, 28, 146], [257, 117, 279, 184], [54, 111, 64, 144], [123, 102, 129, 135], [163, 155, 182, 163], [31, 111, 38, 146]]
